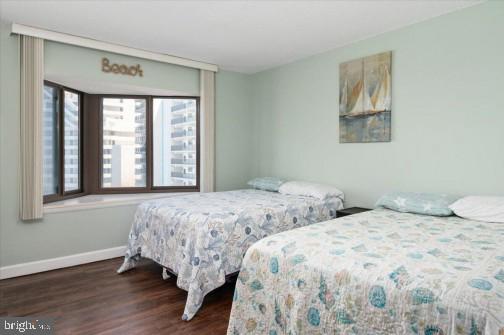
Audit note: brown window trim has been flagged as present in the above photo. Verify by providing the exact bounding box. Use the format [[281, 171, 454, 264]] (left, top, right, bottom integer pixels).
[[93, 95, 200, 195], [43, 81, 85, 204]]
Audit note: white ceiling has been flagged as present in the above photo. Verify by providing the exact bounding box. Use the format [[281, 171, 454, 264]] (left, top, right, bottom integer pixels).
[[0, 0, 482, 73]]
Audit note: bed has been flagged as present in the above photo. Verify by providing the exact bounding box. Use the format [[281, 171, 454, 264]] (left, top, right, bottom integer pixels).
[[227, 208, 504, 334], [117, 189, 344, 320]]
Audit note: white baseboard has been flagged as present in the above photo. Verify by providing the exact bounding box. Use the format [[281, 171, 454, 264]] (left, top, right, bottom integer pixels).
[[0, 246, 126, 280]]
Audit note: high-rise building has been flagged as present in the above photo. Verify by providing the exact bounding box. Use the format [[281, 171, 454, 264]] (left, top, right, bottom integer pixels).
[[63, 91, 80, 191], [102, 98, 147, 188], [152, 99, 197, 187], [43, 86, 58, 195]]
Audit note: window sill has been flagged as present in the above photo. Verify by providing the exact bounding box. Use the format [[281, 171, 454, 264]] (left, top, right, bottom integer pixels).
[[43, 192, 189, 214]]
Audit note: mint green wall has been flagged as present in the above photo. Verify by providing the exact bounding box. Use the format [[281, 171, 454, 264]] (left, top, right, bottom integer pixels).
[[0, 20, 253, 267], [251, 2, 504, 208], [45, 40, 200, 95], [216, 71, 255, 191]]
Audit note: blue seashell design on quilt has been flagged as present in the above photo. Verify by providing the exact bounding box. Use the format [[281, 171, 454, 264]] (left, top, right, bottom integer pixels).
[[411, 287, 436, 305], [495, 270, 504, 283], [369, 285, 387, 308], [468, 278, 493, 291], [269, 257, 279, 274]]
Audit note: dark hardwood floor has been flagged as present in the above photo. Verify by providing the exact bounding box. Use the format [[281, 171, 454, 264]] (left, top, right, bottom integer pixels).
[[0, 258, 235, 335]]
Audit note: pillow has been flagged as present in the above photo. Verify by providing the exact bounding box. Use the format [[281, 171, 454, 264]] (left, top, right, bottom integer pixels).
[[278, 181, 344, 200], [449, 196, 504, 223], [247, 177, 286, 192], [375, 192, 459, 216]]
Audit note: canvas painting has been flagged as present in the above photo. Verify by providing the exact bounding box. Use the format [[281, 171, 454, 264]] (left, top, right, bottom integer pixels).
[[339, 51, 391, 143]]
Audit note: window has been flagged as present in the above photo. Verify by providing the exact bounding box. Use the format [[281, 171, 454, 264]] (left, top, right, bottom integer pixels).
[[97, 95, 199, 194], [64, 90, 81, 192], [42, 82, 83, 202], [153, 98, 198, 187], [42, 84, 199, 203], [43, 85, 59, 196], [101, 98, 147, 188]]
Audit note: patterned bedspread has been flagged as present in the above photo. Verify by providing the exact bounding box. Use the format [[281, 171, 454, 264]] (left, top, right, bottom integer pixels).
[[228, 208, 504, 335], [117, 189, 343, 320]]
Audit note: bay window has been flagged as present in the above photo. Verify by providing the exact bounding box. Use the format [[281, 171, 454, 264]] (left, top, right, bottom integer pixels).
[[42, 83, 199, 203]]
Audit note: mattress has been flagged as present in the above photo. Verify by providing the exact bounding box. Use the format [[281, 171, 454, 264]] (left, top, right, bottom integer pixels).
[[117, 189, 343, 320], [228, 208, 504, 334]]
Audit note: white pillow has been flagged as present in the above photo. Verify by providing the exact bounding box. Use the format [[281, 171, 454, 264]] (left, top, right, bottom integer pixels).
[[449, 196, 504, 223], [278, 181, 344, 200]]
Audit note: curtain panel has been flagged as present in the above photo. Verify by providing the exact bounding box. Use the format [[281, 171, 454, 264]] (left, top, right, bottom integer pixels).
[[200, 70, 216, 193], [19, 35, 44, 220]]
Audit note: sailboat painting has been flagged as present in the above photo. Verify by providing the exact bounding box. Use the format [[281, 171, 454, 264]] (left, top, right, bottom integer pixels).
[[339, 51, 392, 143]]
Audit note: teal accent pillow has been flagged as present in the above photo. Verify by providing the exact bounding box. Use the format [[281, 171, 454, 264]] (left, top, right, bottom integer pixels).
[[375, 192, 460, 216], [247, 177, 286, 192]]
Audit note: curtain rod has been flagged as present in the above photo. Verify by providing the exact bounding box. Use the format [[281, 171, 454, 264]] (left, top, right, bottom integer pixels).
[[11, 23, 219, 72]]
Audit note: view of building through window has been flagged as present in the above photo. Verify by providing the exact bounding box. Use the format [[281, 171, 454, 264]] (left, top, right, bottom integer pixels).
[[43, 86, 198, 200], [64, 90, 80, 192], [102, 98, 147, 188], [43, 85, 82, 196], [43, 85, 59, 196], [153, 98, 197, 187]]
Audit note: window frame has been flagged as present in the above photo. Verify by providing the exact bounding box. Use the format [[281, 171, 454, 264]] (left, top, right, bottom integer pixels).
[[96, 95, 200, 194], [43, 81, 85, 204]]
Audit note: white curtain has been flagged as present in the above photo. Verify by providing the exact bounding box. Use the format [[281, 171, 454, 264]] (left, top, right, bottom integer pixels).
[[200, 70, 216, 192], [19, 35, 44, 220]]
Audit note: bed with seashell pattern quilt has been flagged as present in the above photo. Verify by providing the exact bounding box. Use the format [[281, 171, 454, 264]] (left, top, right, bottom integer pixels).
[[117, 189, 343, 321], [228, 208, 504, 335]]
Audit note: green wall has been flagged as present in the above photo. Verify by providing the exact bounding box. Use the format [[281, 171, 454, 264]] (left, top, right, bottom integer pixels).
[[0, 21, 254, 267], [2, 2, 503, 267], [251, 1, 504, 208], [216, 71, 255, 191], [45, 40, 200, 95]]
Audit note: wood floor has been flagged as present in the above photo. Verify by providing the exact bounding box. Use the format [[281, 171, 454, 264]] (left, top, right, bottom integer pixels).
[[0, 258, 236, 335]]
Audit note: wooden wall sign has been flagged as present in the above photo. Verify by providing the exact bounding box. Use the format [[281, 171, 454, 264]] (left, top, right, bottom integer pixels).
[[101, 57, 143, 77]]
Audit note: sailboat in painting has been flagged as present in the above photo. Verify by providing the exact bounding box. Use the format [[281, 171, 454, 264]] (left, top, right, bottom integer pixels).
[[339, 79, 348, 114], [339, 51, 391, 143], [368, 64, 391, 113], [342, 65, 390, 117], [345, 79, 364, 116]]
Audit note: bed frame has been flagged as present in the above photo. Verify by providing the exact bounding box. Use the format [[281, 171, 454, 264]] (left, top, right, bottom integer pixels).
[[162, 266, 238, 283]]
